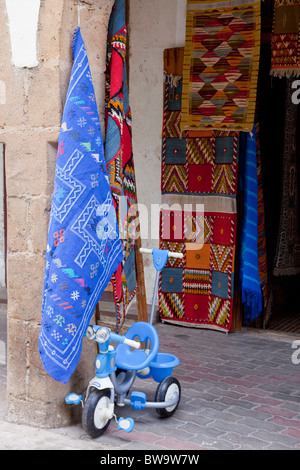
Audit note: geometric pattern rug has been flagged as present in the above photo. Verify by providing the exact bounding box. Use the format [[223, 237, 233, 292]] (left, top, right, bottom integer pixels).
[[159, 209, 237, 332], [105, 0, 137, 332], [181, 0, 261, 132], [160, 48, 239, 332], [271, 0, 300, 78], [273, 79, 300, 276], [162, 52, 239, 197]]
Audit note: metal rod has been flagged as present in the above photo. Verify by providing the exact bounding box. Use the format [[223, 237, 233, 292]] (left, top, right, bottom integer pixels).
[[149, 270, 160, 326], [123, 392, 179, 409]]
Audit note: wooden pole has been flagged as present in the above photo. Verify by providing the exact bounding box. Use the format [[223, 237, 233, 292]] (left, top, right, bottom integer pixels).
[[134, 207, 148, 322]]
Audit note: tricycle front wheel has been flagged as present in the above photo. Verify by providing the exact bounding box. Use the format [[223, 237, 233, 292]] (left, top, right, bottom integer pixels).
[[82, 389, 112, 438], [155, 376, 181, 418]]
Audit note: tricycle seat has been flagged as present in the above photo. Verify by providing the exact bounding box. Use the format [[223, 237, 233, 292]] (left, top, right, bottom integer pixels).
[[115, 322, 159, 371]]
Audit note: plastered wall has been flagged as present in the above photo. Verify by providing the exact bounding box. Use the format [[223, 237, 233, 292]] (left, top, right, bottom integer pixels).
[[129, 0, 186, 301]]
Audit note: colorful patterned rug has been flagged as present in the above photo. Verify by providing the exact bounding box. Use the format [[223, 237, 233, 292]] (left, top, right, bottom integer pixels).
[[105, 0, 137, 332], [159, 209, 237, 332], [273, 79, 300, 276], [256, 120, 270, 311], [271, 0, 300, 77], [181, 0, 261, 132], [239, 123, 263, 323], [160, 48, 239, 332], [39, 28, 123, 383], [162, 49, 239, 197]]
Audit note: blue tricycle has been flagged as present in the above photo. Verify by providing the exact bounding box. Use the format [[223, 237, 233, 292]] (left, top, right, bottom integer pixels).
[[66, 248, 182, 438]]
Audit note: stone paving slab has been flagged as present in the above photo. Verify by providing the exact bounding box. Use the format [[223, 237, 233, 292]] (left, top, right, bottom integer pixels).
[[0, 310, 300, 450], [0, 421, 114, 451]]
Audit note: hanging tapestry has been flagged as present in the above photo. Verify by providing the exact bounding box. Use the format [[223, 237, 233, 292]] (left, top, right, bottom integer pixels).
[[239, 123, 263, 323], [255, 120, 270, 311], [273, 79, 300, 276], [181, 0, 261, 132], [159, 48, 238, 332], [159, 209, 237, 332], [271, 0, 300, 77], [39, 28, 123, 384], [162, 48, 239, 197], [105, 0, 137, 332]]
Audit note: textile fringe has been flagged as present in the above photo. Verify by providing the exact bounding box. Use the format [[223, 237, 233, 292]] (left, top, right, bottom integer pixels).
[[161, 318, 230, 334], [164, 72, 182, 90], [187, 0, 260, 9], [270, 69, 300, 79], [263, 290, 273, 329], [273, 267, 300, 277]]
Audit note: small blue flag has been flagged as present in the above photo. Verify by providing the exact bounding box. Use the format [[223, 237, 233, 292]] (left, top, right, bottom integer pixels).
[[39, 28, 123, 383]]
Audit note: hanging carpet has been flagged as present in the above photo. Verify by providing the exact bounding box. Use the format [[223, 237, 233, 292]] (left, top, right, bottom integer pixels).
[[273, 78, 300, 276], [159, 48, 238, 333], [255, 120, 270, 311], [39, 28, 123, 384], [162, 49, 239, 198], [159, 208, 237, 332], [105, 0, 138, 332], [181, 0, 261, 132], [239, 123, 263, 324], [271, 0, 300, 78]]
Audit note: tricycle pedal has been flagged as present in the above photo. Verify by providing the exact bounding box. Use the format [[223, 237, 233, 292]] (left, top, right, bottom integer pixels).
[[117, 417, 134, 433], [65, 393, 82, 406]]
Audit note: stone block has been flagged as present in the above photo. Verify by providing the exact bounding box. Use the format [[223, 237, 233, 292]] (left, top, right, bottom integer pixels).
[[7, 253, 44, 322], [6, 318, 28, 400], [4, 129, 60, 197], [38, 1, 64, 62], [6, 394, 76, 428], [6, 197, 28, 253], [27, 68, 61, 128], [0, 72, 27, 128], [28, 196, 50, 255]]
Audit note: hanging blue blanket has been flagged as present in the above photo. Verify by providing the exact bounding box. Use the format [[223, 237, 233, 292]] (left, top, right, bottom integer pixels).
[[239, 123, 263, 323], [39, 28, 123, 384]]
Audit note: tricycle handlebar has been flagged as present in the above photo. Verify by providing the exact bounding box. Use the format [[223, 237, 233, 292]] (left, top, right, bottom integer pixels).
[[86, 325, 141, 350], [124, 338, 141, 350], [140, 247, 183, 259], [109, 331, 140, 349]]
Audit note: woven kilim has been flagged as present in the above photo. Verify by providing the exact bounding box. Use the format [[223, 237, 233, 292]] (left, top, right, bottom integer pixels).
[[105, 0, 137, 332], [181, 0, 261, 132], [159, 209, 237, 332], [39, 29, 123, 383], [271, 0, 300, 77], [239, 123, 263, 323], [273, 79, 300, 276], [256, 120, 270, 311], [162, 49, 239, 197]]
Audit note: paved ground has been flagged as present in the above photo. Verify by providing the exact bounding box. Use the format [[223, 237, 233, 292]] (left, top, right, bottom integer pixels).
[[1, 300, 300, 451]]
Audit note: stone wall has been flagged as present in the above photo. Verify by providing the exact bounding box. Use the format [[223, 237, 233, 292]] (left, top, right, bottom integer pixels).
[[0, 0, 114, 428]]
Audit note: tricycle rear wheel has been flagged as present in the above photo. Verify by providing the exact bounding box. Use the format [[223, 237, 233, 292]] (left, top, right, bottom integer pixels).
[[155, 376, 181, 418]]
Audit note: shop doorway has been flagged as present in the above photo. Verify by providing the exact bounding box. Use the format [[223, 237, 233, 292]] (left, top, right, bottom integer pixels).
[[254, 4, 300, 334]]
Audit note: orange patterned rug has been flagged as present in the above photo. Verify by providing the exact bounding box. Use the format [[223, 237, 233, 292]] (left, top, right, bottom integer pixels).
[[181, 0, 261, 132]]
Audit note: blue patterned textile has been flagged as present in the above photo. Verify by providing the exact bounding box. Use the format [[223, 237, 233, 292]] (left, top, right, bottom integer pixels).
[[39, 28, 123, 383], [239, 123, 263, 323]]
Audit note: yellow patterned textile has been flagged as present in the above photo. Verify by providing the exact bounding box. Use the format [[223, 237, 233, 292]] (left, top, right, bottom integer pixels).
[[181, 0, 261, 132], [271, 0, 300, 77]]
